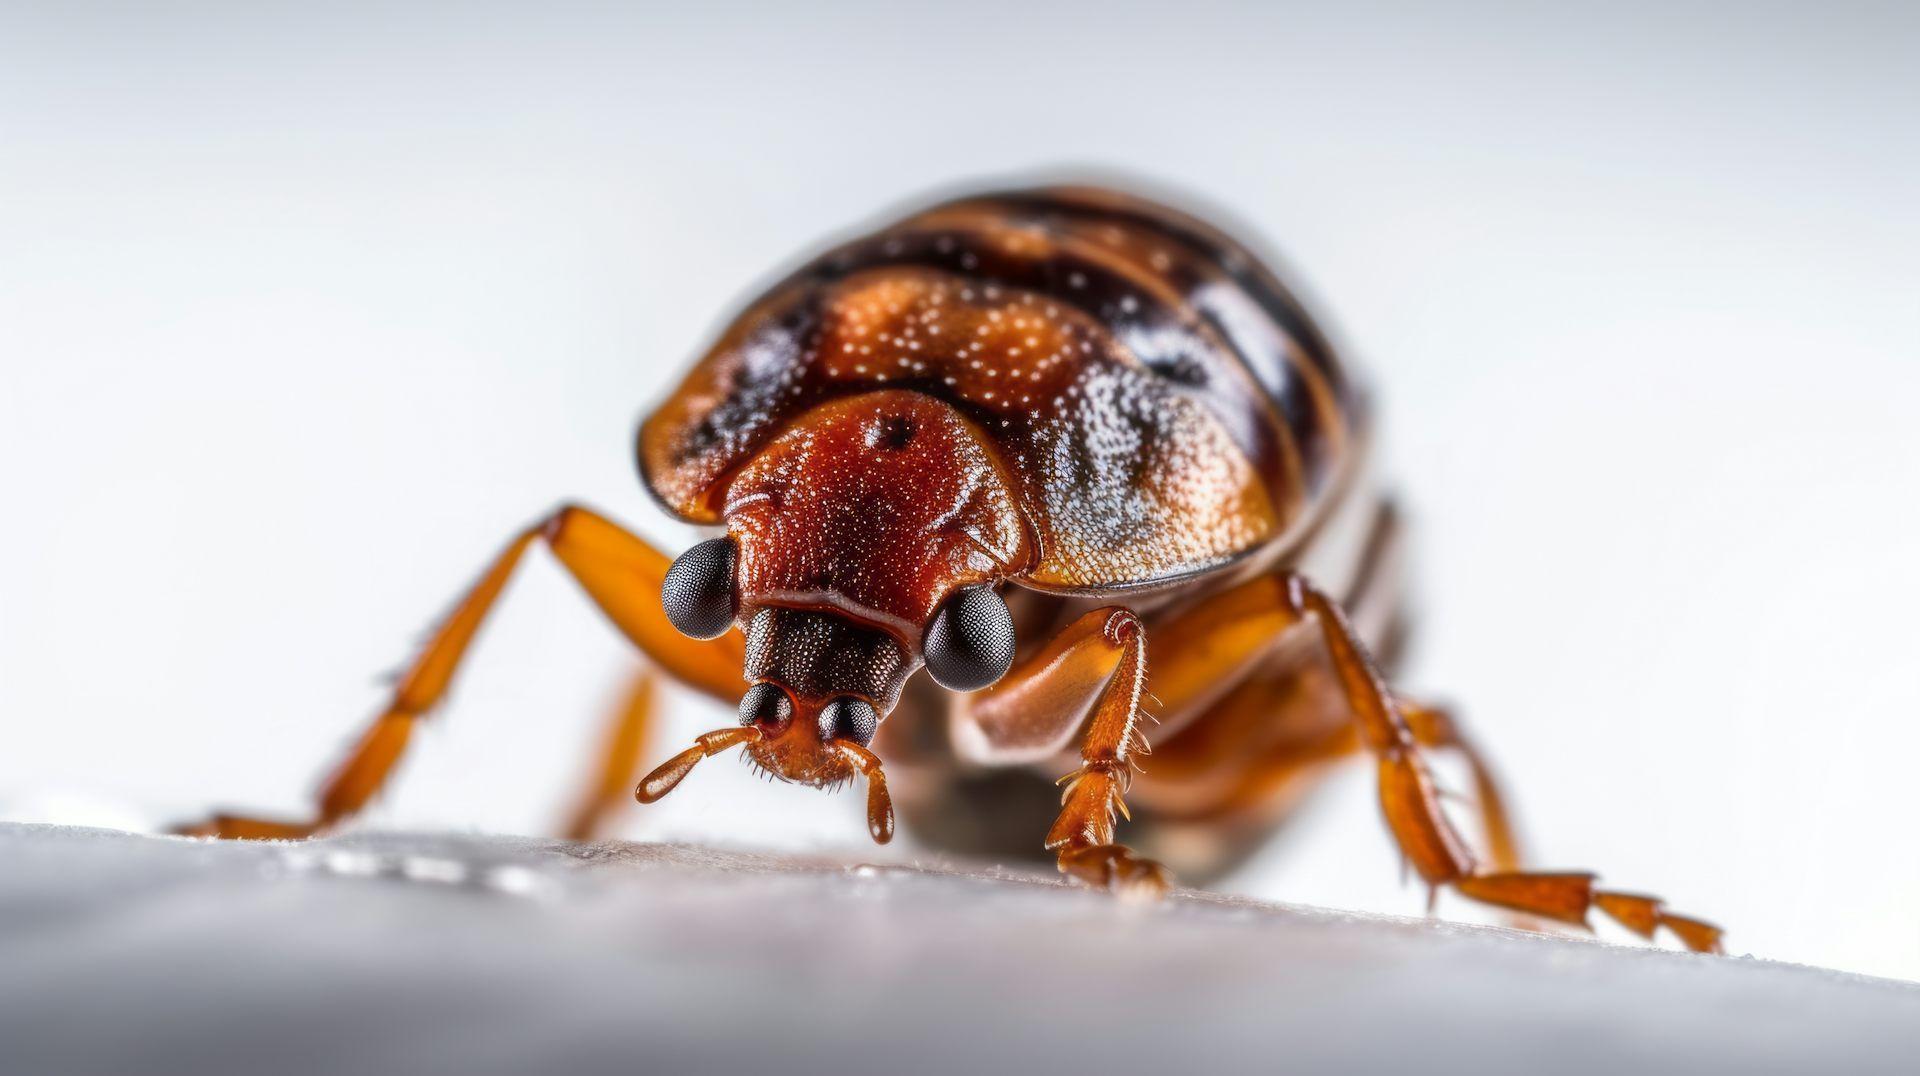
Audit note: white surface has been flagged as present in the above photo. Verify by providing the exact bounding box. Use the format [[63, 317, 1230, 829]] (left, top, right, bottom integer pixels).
[[3, 823, 1917, 1076], [3, 2, 1917, 983]]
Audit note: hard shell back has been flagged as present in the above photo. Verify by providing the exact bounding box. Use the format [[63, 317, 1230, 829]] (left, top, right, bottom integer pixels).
[[640, 186, 1360, 593]]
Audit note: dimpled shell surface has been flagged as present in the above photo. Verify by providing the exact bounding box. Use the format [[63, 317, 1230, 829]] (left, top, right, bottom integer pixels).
[[724, 390, 1031, 637], [640, 187, 1360, 593]]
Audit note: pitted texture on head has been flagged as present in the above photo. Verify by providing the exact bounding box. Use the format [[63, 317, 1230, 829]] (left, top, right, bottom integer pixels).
[[743, 606, 912, 712], [724, 390, 1030, 638]]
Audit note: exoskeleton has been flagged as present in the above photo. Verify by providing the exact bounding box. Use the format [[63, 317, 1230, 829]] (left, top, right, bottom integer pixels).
[[182, 186, 1720, 952]]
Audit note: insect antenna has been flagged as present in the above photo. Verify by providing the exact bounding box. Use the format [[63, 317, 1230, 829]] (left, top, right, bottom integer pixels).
[[833, 741, 895, 845], [635, 726, 764, 804]]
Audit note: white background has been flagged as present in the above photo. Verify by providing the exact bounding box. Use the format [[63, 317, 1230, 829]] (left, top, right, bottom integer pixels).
[[4, 3, 1916, 981]]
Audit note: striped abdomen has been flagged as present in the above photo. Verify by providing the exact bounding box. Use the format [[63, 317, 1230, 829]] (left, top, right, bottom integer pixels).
[[641, 185, 1365, 593]]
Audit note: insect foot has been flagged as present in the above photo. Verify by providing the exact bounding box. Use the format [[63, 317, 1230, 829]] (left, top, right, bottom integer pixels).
[[1057, 843, 1174, 899], [1046, 761, 1172, 897]]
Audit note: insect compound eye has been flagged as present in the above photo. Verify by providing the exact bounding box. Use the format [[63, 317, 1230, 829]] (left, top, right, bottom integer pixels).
[[660, 536, 737, 639], [922, 586, 1016, 692], [738, 682, 794, 732], [816, 696, 879, 747]]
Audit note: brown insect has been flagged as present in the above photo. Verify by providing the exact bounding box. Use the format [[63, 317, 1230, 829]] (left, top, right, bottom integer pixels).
[[178, 185, 1721, 953]]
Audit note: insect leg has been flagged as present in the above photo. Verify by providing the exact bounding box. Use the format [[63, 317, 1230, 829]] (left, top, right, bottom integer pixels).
[[1396, 698, 1522, 873], [961, 576, 1328, 894], [556, 667, 660, 842], [955, 607, 1169, 894], [174, 504, 744, 840], [1285, 574, 1723, 953]]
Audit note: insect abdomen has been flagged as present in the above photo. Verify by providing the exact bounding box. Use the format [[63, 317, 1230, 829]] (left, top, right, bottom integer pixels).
[[641, 185, 1363, 592]]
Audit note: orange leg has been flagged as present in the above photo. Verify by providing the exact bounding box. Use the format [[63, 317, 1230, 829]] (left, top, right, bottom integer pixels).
[[958, 570, 1408, 893], [1124, 678, 1522, 883], [962, 570, 1722, 951], [174, 505, 744, 840], [1398, 698, 1522, 873], [961, 575, 1328, 894], [959, 607, 1165, 893], [1284, 574, 1722, 953], [1044, 612, 1166, 894], [557, 669, 660, 843]]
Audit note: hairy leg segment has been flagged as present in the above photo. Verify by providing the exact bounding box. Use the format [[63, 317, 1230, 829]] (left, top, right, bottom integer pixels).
[[959, 571, 1720, 951]]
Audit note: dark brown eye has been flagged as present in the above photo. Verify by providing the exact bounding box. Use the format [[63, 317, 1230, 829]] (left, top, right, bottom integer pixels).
[[738, 682, 793, 732], [923, 586, 1015, 691], [817, 696, 879, 746], [660, 537, 737, 639]]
